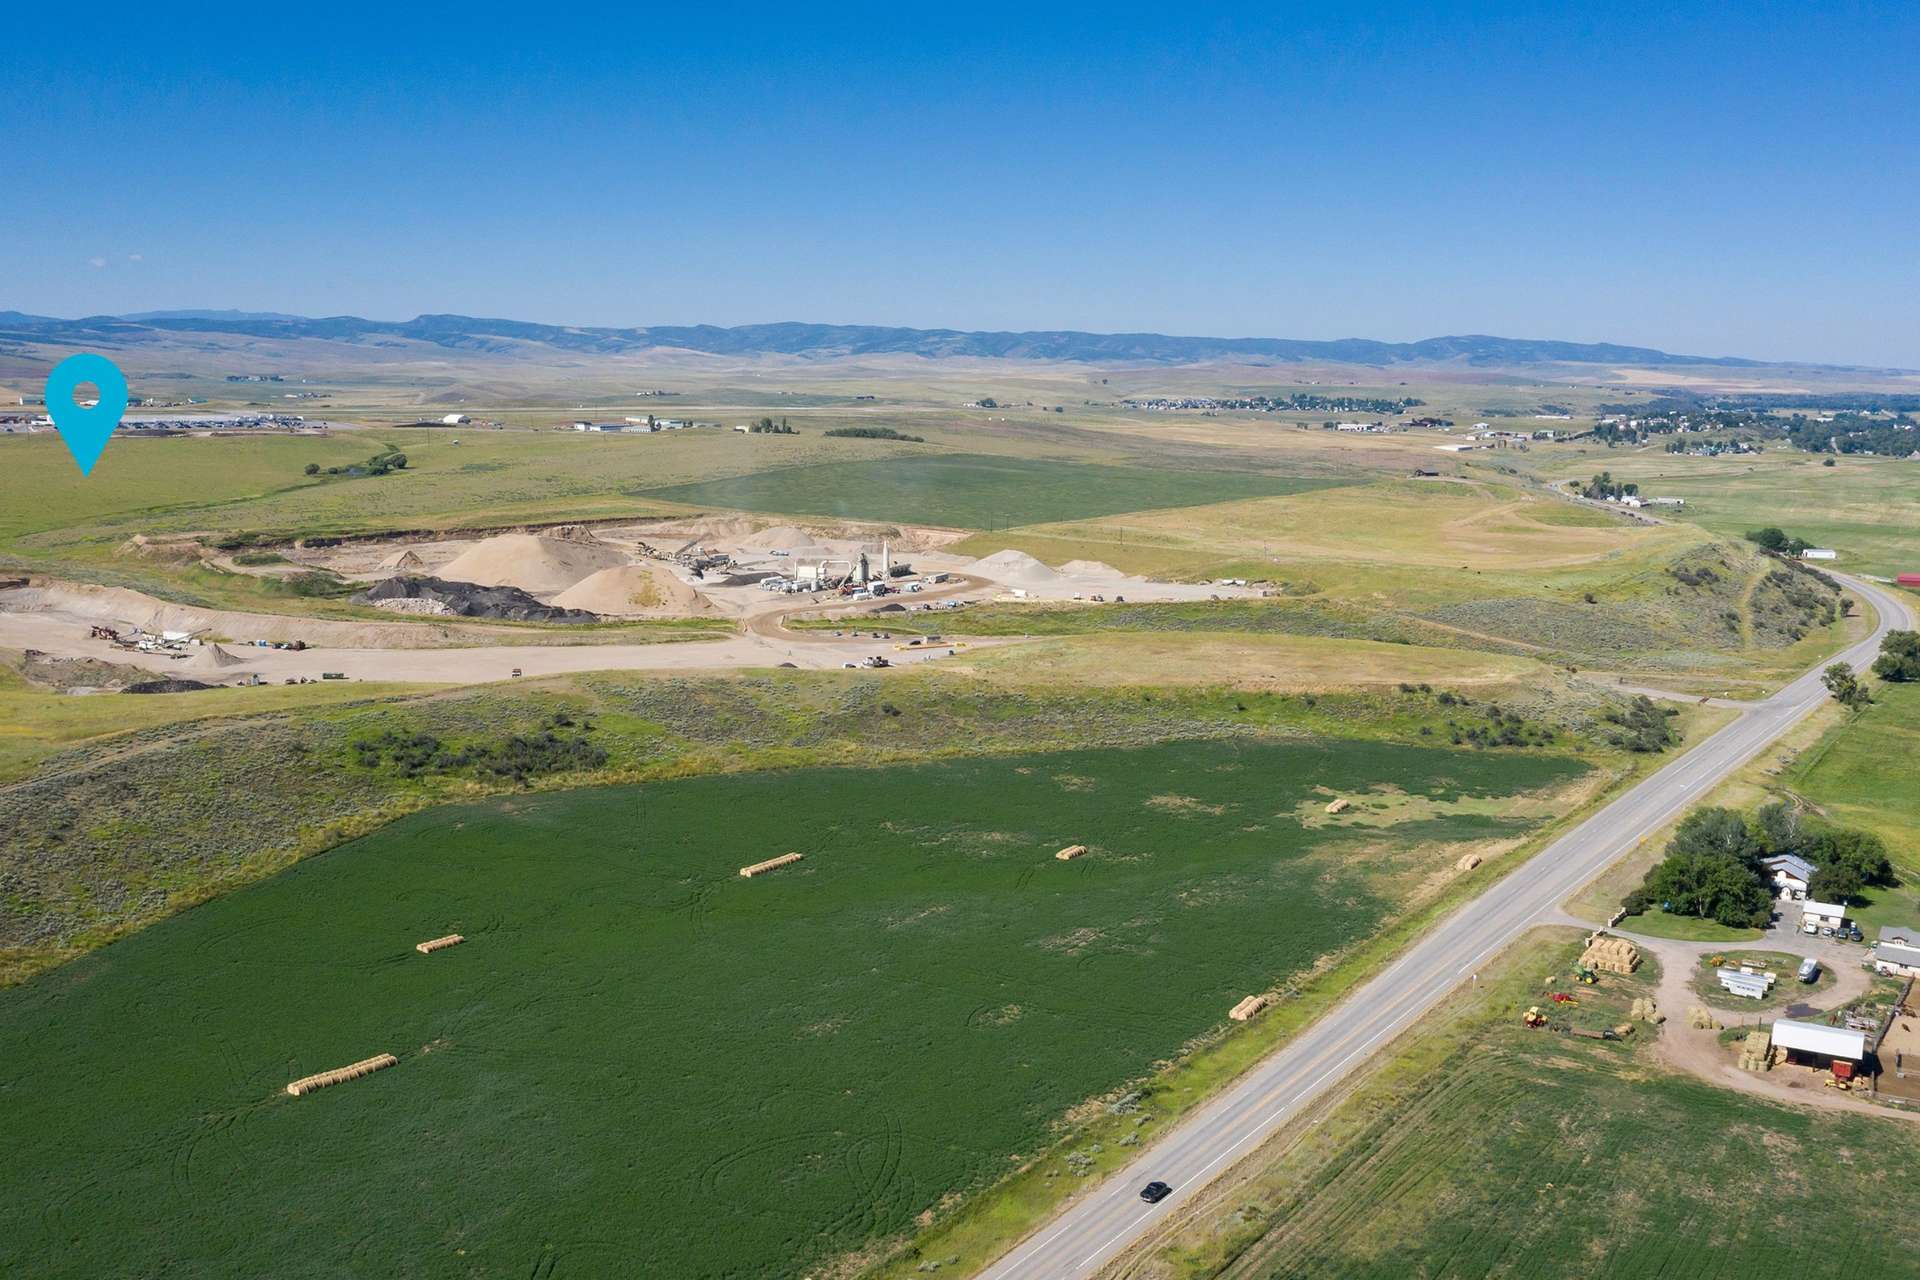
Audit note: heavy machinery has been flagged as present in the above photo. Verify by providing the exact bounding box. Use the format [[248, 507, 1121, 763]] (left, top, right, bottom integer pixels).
[[1572, 963, 1599, 985], [1522, 1006, 1549, 1029]]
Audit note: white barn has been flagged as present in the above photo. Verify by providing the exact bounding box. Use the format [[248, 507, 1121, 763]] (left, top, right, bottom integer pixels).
[[1762, 853, 1815, 900], [1801, 900, 1849, 932]]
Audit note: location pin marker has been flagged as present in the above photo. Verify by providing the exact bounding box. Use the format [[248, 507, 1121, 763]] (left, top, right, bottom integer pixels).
[[46, 353, 129, 476]]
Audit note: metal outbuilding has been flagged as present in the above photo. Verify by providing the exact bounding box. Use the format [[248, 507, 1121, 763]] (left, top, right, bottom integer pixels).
[[1770, 1018, 1867, 1066]]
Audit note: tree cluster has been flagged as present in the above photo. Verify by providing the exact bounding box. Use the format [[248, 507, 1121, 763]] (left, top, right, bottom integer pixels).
[[1873, 630, 1920, 682], [1602, 695, 1678, 752], [1580, 471, 1637, 501], [1624, 801, 1892, 927], [823, 426, 925, 442], [305, 449, 407, 478], [1745, 526, 1810, 556]]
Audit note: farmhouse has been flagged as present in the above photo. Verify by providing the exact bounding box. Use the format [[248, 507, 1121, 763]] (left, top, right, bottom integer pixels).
[[1872, 937, 1920, 977], [1801, 900, 1849, 933], [1769, 1018, 1868, 1078], [1761, 853, 1815, 900]]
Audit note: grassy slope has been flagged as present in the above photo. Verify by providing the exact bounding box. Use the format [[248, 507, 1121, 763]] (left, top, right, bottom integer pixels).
[[0, 659, 438, 782], [0, 738, 1588, 1280], [1116, 931, 1920, 1280]]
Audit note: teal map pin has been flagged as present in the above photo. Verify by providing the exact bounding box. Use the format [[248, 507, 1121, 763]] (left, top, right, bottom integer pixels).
[[46, 353, 129, 476]]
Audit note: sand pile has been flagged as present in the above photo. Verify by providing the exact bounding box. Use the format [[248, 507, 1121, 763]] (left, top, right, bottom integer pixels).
[[739, 525, 819, 552], [1059, 559, 1124, 578], [439, 533, 629, 594], [552, 564, 714, 617], [183, 643, 247, 673], [969, 549, 1063, 586]]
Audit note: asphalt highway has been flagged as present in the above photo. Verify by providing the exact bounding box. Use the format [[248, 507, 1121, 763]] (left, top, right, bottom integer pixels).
[[980, 574, 1912, 1280]]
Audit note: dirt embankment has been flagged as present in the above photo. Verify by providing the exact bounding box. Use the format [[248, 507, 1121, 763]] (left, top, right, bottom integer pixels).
[[0, 579, 598, 649]]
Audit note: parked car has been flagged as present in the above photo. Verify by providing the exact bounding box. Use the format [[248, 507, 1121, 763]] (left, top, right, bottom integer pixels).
[[1798, 957, 1821, 983], [1821, 926, 1837, 937], [1845, 925, 1864, 942], [1139, 1180, 1173, 1204]]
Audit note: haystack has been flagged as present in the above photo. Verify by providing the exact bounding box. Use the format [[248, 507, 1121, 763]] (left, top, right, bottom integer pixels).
[[415, 934, 464, 955], [1580, 934, 1639, 975], [1325, 797, 1350, 815], [1055, 844, 1088, 861], [740, 852, 804, 878], [1738, 1029, 1773, 1071], [286, 1053, 398, 1097], [1229, 994, 1271, 1022], [1456, 853, 1483, 872]]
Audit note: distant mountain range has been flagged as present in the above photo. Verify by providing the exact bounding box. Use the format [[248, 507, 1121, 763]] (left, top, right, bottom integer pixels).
[[0, 309, 1796, 368]]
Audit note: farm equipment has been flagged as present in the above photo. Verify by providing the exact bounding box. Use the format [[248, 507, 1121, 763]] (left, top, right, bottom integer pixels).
[[1522, 1006, 1549, 1029], [1550, 992, 1578, 1005], [1572, 963, 1599, 985]]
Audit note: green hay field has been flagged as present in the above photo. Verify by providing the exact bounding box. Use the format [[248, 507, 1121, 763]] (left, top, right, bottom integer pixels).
[[638, 453, 1342, 529], [0, 737, 1585, 1279]]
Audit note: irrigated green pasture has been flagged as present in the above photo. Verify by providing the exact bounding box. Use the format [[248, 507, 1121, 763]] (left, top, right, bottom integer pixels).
[[639, 453, 1342, 529], [0, 737, 1584, 1279]]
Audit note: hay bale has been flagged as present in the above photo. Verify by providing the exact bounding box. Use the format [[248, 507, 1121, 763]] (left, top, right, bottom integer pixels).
[[286, 1053, 398, 1097], [1229, 995, 1271, 1022], [415, 934, 464, 955], [1579, 934, 1640, 975], [1324, 797, 1350, 815], [1455, 853, 1483, 872], [1054, 844, 1088, 862], [740, 852, 804, 878]]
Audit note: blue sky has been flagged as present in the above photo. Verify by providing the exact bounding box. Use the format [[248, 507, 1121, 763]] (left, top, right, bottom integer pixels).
[[8, 3, 1918, 365]]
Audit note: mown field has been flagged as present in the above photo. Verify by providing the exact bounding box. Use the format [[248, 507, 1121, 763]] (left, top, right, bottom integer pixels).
[[0, 737, 1590, 1279], [1123, 931, 1920, 1280], [640, 452, 1343, 530]]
